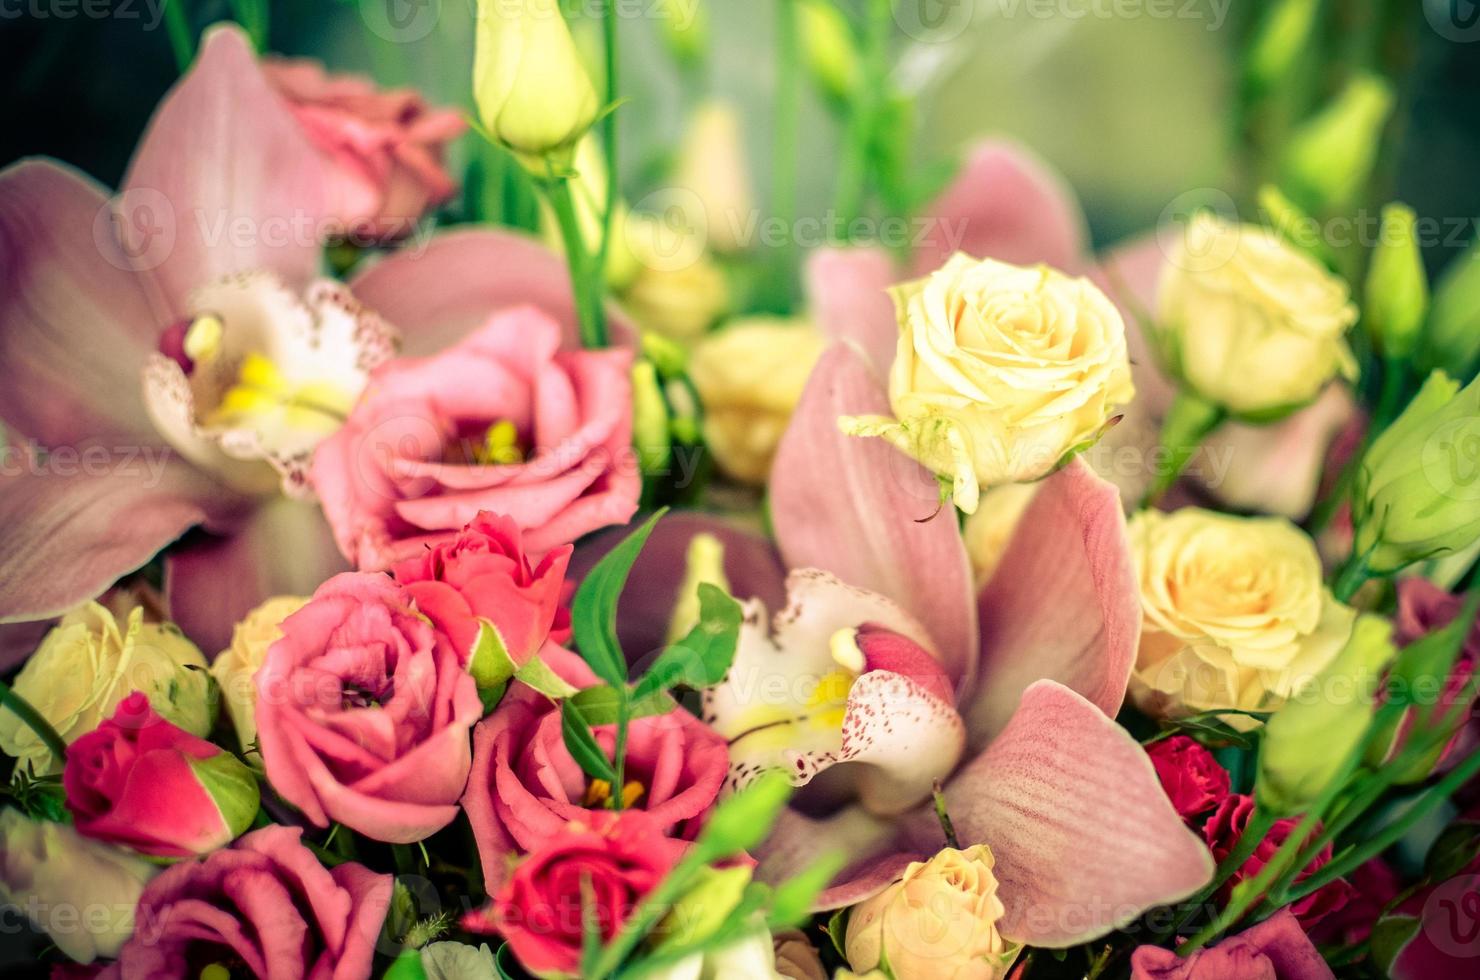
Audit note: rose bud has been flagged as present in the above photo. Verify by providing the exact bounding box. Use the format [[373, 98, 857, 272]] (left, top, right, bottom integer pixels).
[[1147, 735, 1232, 824], [63, 692, 259, 858], [842, 253, 1135, 513], [845, 845, 1022, 980]]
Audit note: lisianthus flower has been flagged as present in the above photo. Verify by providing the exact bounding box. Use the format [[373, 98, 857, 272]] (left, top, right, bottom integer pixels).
[[1129, 909, 1334, 980], [1374, 852, 1480, 978]]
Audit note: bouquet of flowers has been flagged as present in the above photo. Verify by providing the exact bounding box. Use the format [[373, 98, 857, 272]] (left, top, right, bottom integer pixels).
[[2, 2, 1479, 978]]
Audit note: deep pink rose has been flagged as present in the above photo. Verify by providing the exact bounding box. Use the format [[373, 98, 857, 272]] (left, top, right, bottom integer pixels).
[[1309, 858, 1402, 947], [468, 810, 683, 976], [1147, 736, 1232, 824], [262, 58, 464, 240], [102, 826, 392, 980], [392, 511, 571, 667], [1130, 909, 1334, 979], [255, 572, 482, 843], [63, 693, 252, 858], [1202, 795, 1353, 931], [311, 308, 639, 571], [462, 647, 728, 892]]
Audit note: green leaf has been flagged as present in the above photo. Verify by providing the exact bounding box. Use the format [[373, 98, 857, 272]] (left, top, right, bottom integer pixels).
[[768, 851, 847, 928], [571, 510, 668, 686], [692, 770, 793, 864], [570, 685, 674, 726], [561, 701, 615, 782], [382, 948, 429, 980], [631, 583, 742, 701], [514, 654, 581, 700], [469, 621, 518, 694]]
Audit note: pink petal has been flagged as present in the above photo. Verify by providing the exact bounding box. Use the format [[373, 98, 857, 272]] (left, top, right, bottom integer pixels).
[[349, 229, 635, 356], [754, 806, 917, 909], [805, 247, 900, 377], [165, 497, 350, 655], [943, 681, 1214, 947], [770, 345, 978, 691], [1130, 909, 1335, 980], [912, 139, 1088, 278], [119, 24, 327, 316], [0, 160, 164, 447], [0, 620, 50, 673], [966, 458, 1139, 745], [0, 458, 217, 625]]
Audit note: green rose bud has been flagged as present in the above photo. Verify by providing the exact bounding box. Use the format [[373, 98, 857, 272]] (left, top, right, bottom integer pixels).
[[1420, 243, 1480, 382], [1255, 614, 1394, 816], [1280, 73, 1394, 212], [1365, 203, 1430, 361], [658, 0, 707, 69], [652, 864, 753, 951], [187, 750, 262, 844], [798, 0, 860, 103], [1245, 0, 1320, 94], [632, 358, 673, 476], [1353, 371, 1480, 573]]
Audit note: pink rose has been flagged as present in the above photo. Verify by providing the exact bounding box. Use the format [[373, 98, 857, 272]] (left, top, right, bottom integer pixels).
[[103, 826, 392, 980], [1130, 909, 1334, 979], [311, 307, 640, 571], [462, 647, 728, 892], [469, 810, 683, 977], [1202, 795, 1353, 931], [1147, 736, 1232, 824], [263, 58, 464, 240], [255, 572, 482, 843], [392, 511, 571, 667], [64, 693, 257, 858]]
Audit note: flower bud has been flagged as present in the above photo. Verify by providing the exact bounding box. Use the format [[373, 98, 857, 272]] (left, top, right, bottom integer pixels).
[[1256, 614, 1396, 816], [658, 0, 707, 69], [632, 358, 673, 476], [1280, 73, 1394, 211], [1419, 242, 1480, 381], [667, 532, 731, 644], [473, 0, 600, 160], [798, 0, 860, 103], [1244, 0, 1320, 94], [1353, 370, 1480, 573], [1366, 203, 1430, 361], [845, 845, 1021, 980], [621, 215, 729, 340], [654, 864, 753, 950], [674, 101, 755, 255]]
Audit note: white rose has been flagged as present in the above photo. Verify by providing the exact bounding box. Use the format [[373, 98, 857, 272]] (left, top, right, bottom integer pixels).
[[1156, 212, 1358, 417], [211, 595, 308, 756], [844, 253, 1135, 513]]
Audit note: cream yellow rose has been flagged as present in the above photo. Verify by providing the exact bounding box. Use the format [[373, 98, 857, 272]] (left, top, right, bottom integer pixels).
[[211, 595, 309, 756], [1156, 212, 1358, 418], [0, 603, 212, 774], [473, 0, 598, 159], [690, 318, 827, 483], [844, 253, 1135, 513], [845, 845, 1021, 980], [1128, 508, 1356, 728]]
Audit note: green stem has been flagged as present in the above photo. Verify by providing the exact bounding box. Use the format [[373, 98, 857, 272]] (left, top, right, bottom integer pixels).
[[163, 0, 194, 72], [0, 680, 67, 765], [1332, 550, 1372, 603], [773, 0, 801, 241], [834, 0, 890, 228], [596, 3, 620, 286], [610, 699, 629, 812], [1155, 808, 1276, 941], [544, 172, 609, 349], [1141, 391, 1225, 509]]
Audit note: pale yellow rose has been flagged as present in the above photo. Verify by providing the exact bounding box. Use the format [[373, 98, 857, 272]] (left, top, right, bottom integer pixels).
[[473, 0, 599, 158], [844, 253, 1135, 514], [212, 595, 309, 756], [1128, 508, 1356, 729], [674, 101, 754, 256], [1156, 212, 1358, 418], [963, 483, 1040, 587], [690, 318, 827, 483], [845, 845, 1021, 980], [621, 215, 729, 341], [0, 603, 212, 774]]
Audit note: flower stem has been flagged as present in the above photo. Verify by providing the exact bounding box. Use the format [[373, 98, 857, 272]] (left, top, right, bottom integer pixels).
[[1331, 550, 1372, 604], [835, 0, 891, 228], [932, 780, 959, 848], [544, 170, 609, 349], [773, 0, 801, 233], [1141, 391, 1224, 509], [0, 680, 67, 768], [163, 0, 194, 72]]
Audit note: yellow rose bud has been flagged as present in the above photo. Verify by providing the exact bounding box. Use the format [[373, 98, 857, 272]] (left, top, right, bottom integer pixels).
[[1256, 614, 1396, 816], [1365, 203, 1429, 361], [1156, 212, 1358, 419], [1280, 73, 1394, 212], [621, 214, 729, 340], [473, 0, 600, 160], [843, 253, 1135, 513], [0, 603, 212, 774], [1128, 508, 1356, 729], [690, 317, 827, 483], [673, 101, 755, 256], [845, 845, 1021, 980], [1353, 370, 1480, 574], [211, 595, 309, 756]]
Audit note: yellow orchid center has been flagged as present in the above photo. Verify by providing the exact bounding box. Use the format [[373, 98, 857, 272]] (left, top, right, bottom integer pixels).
[[583, 778, 646, 809], [729, 627, 865, 745], [204, 352, 354, 437]]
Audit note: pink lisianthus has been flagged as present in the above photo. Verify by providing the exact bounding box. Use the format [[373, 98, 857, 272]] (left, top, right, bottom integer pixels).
[[1129, 909, 1334, 979], [468, 810, 684, 977], [100, 826, 392, 980], [311, 307, 639, 571], [462, 647, 728, 893], [392, 511, 571, 667], [1385, 577, 1480, 766], [254, 572, 482, 843], [1147, 736, 1232, 825], [1375, 853, 1480, 978], [1202, 795, 1353, 931], [263, 58, 465, 241], [63, 692, 257, 858]]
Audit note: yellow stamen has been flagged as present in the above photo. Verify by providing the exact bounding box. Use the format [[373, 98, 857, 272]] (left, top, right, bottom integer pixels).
[[476, 419, 524, 465], [205, 352, 352, 434], [582, 778, 646, 808], [829, 626, 865, 674], [199, 965, 232, 980]]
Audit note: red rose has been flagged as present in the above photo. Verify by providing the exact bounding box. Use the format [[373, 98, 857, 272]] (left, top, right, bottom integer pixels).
[[392, 511, 571, 667], [1147, 735, 1232, 824], [1202, 794, 1353, 930], [64, 692, 258, 858], [470, 810, 683, 977]]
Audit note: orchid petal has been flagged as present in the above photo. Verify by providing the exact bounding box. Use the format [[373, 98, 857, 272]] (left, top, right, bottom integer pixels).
[[0, 160, 162, 447], [967, 459, 1139, 745], [943, 680, 1214, 947], [913, 139, 1088, 278], [119, 24, 328, 316], [350, 228, 635, 355], [770, 345, 978, 690], [806, 247, 900, 377], [754, 806, 918, 909], [0, 620, 51, 673]]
